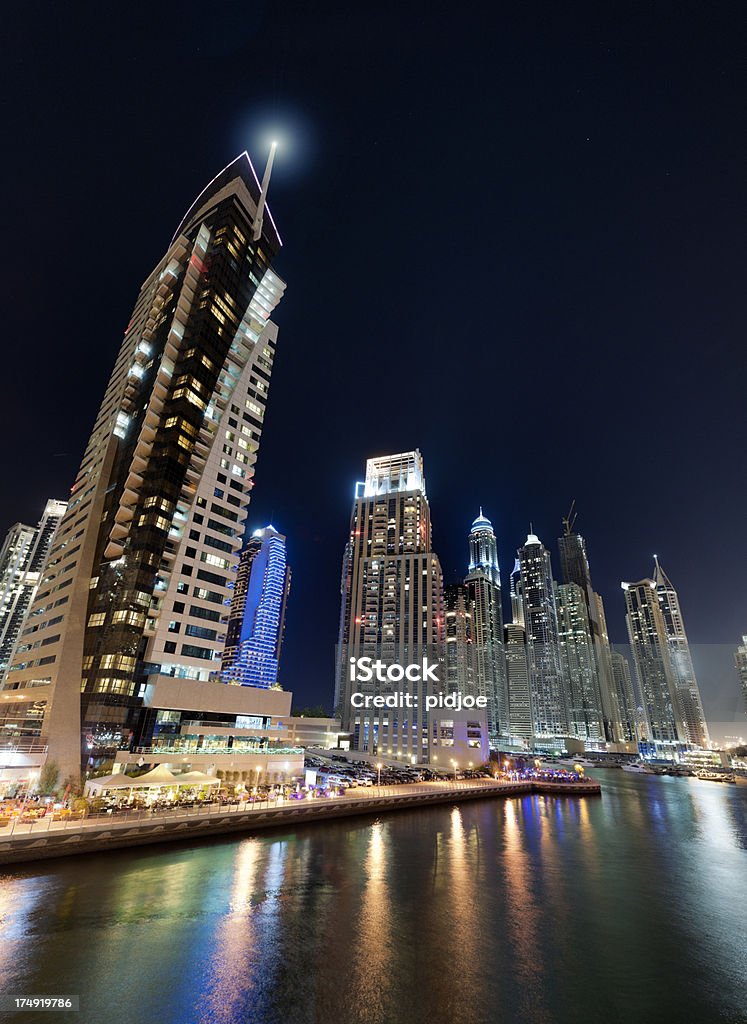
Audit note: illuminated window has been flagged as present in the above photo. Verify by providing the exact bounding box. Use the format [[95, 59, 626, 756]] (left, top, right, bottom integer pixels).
[[200, 552, 229, 569], [100, 654, 136, 671], [112, 609, 145, 627]]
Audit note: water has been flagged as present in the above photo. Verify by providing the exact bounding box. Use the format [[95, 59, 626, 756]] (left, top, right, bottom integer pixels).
[[1, 772, 745, 1024]]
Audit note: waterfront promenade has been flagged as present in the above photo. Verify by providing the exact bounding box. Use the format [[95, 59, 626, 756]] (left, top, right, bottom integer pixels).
[[0, 777, 601, 866]]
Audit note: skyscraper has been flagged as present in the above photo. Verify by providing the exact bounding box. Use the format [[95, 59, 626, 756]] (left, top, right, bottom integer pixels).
[[222, 526, 291, 689], [653, 556, 709, 747], [517, 531, 567, 739], [464, 510, 507, 743], [509, 558, 524, 627], [336, 451, 445, 761], [556, 582, 604, 741], [0, 500, 66, 681], [2, 153, 286, 781], [0, 526, 37, 678], [558, 515, 620, 742], [609, 649, 640, 743], [444, 583, 477, 699], [504, 622, 532, 743], [735, 636, 747, 714], [622, 579, 683, 743]]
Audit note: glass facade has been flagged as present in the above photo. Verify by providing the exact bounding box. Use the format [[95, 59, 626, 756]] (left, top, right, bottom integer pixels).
[[222, 526, 291, 689], [2, 154, 286, 778]]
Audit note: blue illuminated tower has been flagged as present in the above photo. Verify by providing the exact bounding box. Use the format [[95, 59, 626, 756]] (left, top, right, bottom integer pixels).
[[223, 526, 291, 688]]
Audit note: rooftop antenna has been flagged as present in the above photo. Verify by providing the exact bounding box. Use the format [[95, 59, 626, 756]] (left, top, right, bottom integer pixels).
[[562, 499, 577, 536], [253, 140, 278, 242]]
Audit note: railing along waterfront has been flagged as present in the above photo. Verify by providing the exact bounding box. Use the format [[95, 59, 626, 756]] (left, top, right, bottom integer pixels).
[[0, 780, 523, 838], [0, 777, 600, 845]]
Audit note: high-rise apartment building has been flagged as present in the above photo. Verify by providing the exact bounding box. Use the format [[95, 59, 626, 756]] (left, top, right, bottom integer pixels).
[[504, 621, 532, 743], [336, 451, 445, 762], [509, 558, 524, 627], [622, 579, 683, 743], [464, 511, 507, 743], [558, 518, 620, 742], [609, 649, 640, 743], [735, 636, 747, 714], [517, 531, 567, 739], [0, 500, 66, 681], [653, 557, 709, 747], [222, 525, 291, 689], [2, 153, 287, 782], [556, 582, 604, 741], [444, 583, 477, 699], [0, 525, 37, 680]]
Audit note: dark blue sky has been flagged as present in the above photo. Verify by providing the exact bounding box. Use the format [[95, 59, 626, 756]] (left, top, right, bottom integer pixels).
[[1, 2, 745, 721]]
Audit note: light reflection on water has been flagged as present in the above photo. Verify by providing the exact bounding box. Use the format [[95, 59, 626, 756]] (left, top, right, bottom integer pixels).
[[503, 798, 551, 1024], [347, 821, 392, 1023], [0, 773, 745, 1024]]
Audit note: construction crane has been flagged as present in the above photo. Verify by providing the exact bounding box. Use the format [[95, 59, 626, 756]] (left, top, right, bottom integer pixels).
[[562, 499, 577, 536]]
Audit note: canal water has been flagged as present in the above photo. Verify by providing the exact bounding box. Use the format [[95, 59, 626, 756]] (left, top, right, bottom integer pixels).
[[1, 771, 745, 1024]]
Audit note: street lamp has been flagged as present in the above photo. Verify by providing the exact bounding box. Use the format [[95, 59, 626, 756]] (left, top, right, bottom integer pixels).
[[377, 762, 383, 787], [451, 759, 458, 780]]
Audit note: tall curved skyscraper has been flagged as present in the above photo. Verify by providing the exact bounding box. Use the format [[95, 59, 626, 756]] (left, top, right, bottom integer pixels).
[[622, 578, 682, 743], [2, 154, 286, 781], [653, 557, 709, 747]]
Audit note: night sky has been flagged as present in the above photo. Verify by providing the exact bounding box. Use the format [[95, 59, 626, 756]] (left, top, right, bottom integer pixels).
[[2, 3, 745, 725]]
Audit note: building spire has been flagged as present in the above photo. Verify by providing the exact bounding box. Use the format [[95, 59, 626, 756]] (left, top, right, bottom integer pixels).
[[253, 140, 278, 242], [652, 553, 673, 590]]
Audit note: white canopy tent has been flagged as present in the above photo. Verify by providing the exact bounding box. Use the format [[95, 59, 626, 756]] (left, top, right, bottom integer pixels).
[[84, 774, 139, 796], [175, 771, 220, 786], [131, 764, 180, 786], [85, 765, 220, 797]]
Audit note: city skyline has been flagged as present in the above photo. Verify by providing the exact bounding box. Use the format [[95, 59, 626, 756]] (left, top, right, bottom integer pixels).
[[1, 7, 744, 1024], [0, 437, 742, 737], [1, 6, 744, 725], [1, 460, 738, 737]]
